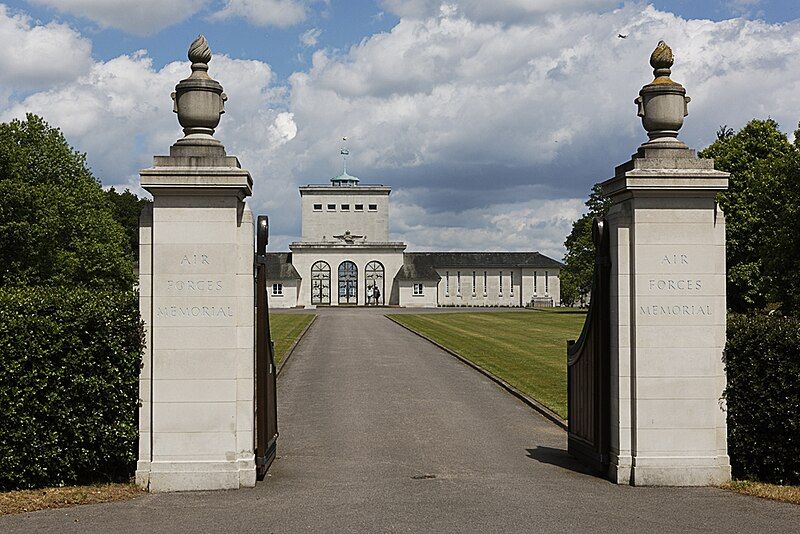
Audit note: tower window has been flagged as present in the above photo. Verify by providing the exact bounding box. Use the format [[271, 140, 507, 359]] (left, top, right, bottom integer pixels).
[[341, 204, 350, 210], [355, 204, 364, 211], [368, 204, 378, 211], [313, 203, 322, 211], [327, 204, 336, 210]]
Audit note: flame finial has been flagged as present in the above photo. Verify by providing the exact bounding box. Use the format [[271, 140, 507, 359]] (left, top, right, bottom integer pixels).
[[650, 40, 674, 83], [188, 35, 212, 65]]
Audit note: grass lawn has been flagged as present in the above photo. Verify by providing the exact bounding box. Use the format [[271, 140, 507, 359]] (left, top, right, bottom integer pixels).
[[0, 483, 143, 516], [270, 313, 315, 364], [722, 480, 800, 505], [388, 308, 586, 418]]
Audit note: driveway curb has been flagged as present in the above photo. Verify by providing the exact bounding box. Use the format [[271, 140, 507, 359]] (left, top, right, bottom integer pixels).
[[277, 314, 318, 377], [385, 314, 568, 431]]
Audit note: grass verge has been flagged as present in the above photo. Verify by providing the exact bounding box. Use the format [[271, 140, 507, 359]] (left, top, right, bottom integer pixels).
[[387, 309, 586, 418], [270, 313, 315, 364], [0, 483, 143, 516], [722, 480, 800, 505]]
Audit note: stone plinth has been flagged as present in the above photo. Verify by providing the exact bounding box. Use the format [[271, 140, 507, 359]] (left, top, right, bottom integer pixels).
[[136, 145, 255, 492], [601, 145, 731, 486]]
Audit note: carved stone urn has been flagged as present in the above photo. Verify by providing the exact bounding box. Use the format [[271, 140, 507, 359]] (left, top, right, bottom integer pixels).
[[635, 41, 690, 148], [171, 35, 227, 145]]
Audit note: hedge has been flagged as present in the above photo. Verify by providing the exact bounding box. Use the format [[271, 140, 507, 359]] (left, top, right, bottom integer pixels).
[[0, 287, 144, 490], [725, 313, 800, 485]]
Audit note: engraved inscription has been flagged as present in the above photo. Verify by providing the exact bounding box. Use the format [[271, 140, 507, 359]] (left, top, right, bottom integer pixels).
[[157, 306, 233, 318], [648, 279, 702, 291], [168, 280, 223, 291], [660, 254, 688, 265], [641, 253, 712, 317], [159, 254, 233, 321], [181, 254, 210, 265], [639, 305, 712, 316]]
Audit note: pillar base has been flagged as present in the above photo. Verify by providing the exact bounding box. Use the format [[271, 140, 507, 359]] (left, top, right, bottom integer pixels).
[[609, 453, 731, 486], [136, 456, 256, 492]]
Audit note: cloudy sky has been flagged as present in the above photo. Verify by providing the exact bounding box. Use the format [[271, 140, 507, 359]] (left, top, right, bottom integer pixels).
[[1, 1, 799, 258]]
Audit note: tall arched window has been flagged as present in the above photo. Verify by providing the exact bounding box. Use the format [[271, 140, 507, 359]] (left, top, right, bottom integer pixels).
[[338, 261, 358, 304], [311, 261, 331, 305], [365, 261, 385, 305]]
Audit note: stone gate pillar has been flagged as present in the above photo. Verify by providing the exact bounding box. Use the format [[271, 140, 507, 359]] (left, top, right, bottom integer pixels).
[[601, 42, 731, 485], [136, 36, 256, 491]]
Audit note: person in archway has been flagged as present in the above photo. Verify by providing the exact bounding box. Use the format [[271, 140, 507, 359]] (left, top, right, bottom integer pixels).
[[374, 285, 381, 306]]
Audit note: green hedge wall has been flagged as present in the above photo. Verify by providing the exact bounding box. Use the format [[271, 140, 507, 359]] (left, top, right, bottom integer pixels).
[[725, 313, 800, 485], [0, 287, 144, 490]]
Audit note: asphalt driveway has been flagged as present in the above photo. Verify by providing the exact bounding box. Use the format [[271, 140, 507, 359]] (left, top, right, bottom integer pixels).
[[2, 308, 798, 533]]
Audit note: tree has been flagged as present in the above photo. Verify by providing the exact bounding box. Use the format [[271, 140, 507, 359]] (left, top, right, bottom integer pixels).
[[749, 145, 800, 316], [105, 187, 150, 262], [561, 183, 612, 306], [0, 114, 134, 290], [699, 119, 797, 312]]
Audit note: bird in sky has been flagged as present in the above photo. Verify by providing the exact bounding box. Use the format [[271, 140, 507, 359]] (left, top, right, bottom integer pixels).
[[618, 33, 628, 39]]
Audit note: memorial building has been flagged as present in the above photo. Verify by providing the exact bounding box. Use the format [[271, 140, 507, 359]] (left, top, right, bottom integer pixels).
[[266, 152, 563, 308]]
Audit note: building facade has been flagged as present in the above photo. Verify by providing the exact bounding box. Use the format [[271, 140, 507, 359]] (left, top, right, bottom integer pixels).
[[266, 170, 563, 308]]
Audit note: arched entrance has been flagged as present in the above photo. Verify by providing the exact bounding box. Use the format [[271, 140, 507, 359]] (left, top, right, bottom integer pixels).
[[365, 260, 385, 305], [338, 260, 358, 304], [311, 261, 331, 305]]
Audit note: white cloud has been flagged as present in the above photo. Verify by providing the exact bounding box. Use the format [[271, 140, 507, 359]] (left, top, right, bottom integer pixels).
[[1, 49, 294, 208], [392, 194, 585, 259], [0, 5, 93, 89], [211, 0, 316, 28], [27, 0, 209, 35], [274, 4, 800, 253], [300, 27, 322, 47], [379, 0, 619, 22], [5, 3, 800, 256]]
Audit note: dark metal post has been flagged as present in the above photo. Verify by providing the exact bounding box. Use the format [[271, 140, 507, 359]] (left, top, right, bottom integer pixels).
[[255, 215, 277, 479]]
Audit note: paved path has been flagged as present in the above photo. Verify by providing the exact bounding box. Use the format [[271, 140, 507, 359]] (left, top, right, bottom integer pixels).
[[3, 308, 799, 533]]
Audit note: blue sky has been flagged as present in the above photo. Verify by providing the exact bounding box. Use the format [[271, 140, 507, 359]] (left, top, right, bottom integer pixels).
[[1, 1, 799, 256]]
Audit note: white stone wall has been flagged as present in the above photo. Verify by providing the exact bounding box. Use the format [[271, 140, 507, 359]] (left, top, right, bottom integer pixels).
[[606, 193, 730, 486], [433, 268, 560, 307], [291, 247, 405, 306], [136, 187, 256, 492], [266, 280, 298, 309], [398, 279, 438, 307], [300, 187, 390, 242]]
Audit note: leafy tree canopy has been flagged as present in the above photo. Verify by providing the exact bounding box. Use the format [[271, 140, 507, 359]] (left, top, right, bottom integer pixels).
[[105, 187, 150, 262], [0, 114, 134, 290], [561, 183, 611, 306], [700, 118, 798, 313]]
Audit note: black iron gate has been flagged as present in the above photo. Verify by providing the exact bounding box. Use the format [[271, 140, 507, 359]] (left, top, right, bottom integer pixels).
[[255, 215, 278, 479], [566, 217, 611, 474]]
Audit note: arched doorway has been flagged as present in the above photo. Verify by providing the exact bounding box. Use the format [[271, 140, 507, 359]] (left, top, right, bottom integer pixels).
[[311, 261, 331, 305], [338, 260, 358, 304], [365, 261, 385, 305]]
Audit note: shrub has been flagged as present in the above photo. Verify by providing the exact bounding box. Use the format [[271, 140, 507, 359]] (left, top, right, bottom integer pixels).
[[0, 287, 144, 490], [724, 313, 800, 485]]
